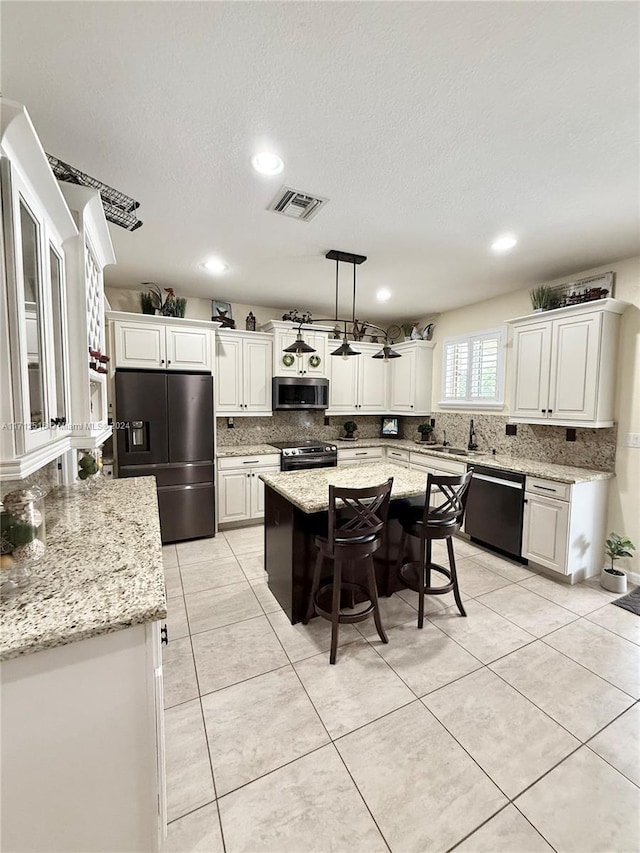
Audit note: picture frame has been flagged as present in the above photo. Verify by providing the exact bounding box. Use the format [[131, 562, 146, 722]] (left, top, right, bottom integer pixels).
[[549, 272, 614, 308], [212, 300, 233, 322]]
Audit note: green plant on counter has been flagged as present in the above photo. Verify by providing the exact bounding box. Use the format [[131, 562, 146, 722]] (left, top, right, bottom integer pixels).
[[402, 323, 414, 338], [343, 420, 357, 437], [530, 285, 560, 311], [605, 533, 636, 573], [78, 454, 99, 481]]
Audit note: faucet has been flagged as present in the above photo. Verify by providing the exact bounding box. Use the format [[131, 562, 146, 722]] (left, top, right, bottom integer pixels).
[[442, 430, 449, 447], [468, 419, 478, 451]]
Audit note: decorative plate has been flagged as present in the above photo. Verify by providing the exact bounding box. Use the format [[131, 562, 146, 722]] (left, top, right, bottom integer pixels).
[[282, 353, 295, 367], [308, 354, 322, 368]]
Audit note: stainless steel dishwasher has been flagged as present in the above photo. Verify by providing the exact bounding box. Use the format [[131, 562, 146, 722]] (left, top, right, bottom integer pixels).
[[464, 464, 526, 559]]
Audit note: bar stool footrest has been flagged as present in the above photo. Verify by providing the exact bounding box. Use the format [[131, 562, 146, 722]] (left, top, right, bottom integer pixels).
[[399, 561, 454, 596], [315, 581, 375, 624]]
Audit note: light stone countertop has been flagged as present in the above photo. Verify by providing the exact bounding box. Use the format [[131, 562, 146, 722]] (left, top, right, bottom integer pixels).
[[334, 439, 613, 484], [260, 462, 429, 514], [216, 444, 280, 458], [0, 477, 167, 661]]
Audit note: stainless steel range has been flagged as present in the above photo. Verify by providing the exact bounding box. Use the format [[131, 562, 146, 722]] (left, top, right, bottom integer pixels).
[[270, 439, 338, 472]]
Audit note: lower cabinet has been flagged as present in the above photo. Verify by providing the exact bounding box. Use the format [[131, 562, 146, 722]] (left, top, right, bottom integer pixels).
[[217, 455, 280, 525], [337, 446, 384, 465], [385, 447, 410, 468], [522, 476, 608, 579], [1, 622, 165, 852]]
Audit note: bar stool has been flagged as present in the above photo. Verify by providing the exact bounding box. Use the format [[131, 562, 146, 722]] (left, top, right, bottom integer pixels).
[[303, 478, 393, 664], [395, 471, 473, 628]]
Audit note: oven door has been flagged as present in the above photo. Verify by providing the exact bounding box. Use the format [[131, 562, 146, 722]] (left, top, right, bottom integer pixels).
[[281, 455, 337, 472]]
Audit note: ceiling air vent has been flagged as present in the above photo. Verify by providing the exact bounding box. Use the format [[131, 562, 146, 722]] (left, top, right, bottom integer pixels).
[[268, 186, 329, 222]]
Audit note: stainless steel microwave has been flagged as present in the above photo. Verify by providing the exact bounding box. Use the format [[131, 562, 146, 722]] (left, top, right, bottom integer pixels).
[[273, 376, 329, 410]]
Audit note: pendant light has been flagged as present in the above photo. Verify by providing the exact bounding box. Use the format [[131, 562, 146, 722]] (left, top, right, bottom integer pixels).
[[372, 343, 401, 361], [328, 250, 364, 358], [283, 331, 316, 358]]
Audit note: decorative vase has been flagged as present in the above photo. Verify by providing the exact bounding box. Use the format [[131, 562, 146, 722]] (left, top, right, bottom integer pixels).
[[600, 567, 627, 594]]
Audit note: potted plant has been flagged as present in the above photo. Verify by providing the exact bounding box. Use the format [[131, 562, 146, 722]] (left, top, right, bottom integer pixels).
[[402, 323, 414, 341], [343, 420, 357, 441], [417, 423, 434, 443], [530, 285, 560, 312], [600, 532, 636, 593]]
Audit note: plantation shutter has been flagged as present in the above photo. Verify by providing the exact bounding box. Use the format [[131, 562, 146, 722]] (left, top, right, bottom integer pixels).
[[441, 327, 505, 406]]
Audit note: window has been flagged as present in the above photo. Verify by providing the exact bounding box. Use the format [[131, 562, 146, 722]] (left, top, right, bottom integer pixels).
[[440, 327, 506, 408]]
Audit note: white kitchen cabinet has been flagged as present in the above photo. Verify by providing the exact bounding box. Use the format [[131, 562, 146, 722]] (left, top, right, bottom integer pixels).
[[215, 330, 273, 416], [61, 184, 116, 450], [263, 321, 331, 379], [337, 445, 384, 465], [217, 454, 280, 524], [386, 446, 410, 467], [521, 475, 608, 580], [388, 341, 434, 415], [109, 314, 213, 372], [327, 342, 389, 414], [0, 99, 78, 478], [1, 621, 165, 852], [507, 299, 627, 427]]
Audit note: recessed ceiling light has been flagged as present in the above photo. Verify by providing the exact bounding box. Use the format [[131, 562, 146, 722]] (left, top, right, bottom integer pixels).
[[203, 257, 229, 275], [251, 152, 284, 176], [376, 288, 392, 302], [491, 234, 518, 253]]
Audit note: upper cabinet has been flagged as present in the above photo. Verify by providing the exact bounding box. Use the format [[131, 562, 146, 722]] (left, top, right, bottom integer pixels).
[[262, 321, 331, 379], [507, 299, 628, 427], [61, 184, 116, 449], [109, 315, 213, 372], [215, 329, 273, 416], [0, 99, 78, 478], [327, 342, 389, 414], [388, 340, 434, 415]]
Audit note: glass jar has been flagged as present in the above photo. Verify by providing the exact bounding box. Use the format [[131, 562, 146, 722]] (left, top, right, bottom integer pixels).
[[1, 486, 46, 596], [77, 449, 104, 489]]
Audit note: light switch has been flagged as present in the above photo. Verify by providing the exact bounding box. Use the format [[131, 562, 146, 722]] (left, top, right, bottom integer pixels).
[[624, 433, 640, 448]]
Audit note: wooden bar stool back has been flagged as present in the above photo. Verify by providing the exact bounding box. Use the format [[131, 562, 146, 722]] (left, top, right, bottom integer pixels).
[[396, 471, 473, 628], [303, 478, 393, 664]]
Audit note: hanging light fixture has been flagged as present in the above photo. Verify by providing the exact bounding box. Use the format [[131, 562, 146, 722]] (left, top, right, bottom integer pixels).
[[280, 249, 401, 361]]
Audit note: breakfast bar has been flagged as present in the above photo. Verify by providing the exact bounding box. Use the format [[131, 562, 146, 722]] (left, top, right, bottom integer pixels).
[[261, 463, 430, 623]]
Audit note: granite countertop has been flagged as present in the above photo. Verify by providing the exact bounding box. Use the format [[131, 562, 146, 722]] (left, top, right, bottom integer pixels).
[[217, 444, 280, 457], [0, 477, 167, 661], [260, 462, 429, 514], [335, 439, 612, 484]]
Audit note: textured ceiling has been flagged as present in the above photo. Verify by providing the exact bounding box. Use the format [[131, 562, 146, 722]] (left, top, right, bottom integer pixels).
[[2, 1, 638, 322]]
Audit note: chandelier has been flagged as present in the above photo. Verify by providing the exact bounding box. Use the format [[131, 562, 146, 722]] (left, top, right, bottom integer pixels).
[[282, 250, 401, 361]]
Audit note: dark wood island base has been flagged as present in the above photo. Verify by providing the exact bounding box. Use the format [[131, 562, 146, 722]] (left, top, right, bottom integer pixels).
[[264, 484, 422, 624]]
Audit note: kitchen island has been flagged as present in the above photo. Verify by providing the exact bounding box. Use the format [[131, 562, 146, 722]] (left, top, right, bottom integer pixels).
[[1, 477, 167, 852], [261, 463, 429, 623]]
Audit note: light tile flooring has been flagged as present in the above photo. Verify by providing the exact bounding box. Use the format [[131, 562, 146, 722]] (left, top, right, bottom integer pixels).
[[161, 529, 640, 853]]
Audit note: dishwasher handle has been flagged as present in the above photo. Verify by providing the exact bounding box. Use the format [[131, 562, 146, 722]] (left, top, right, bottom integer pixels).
[[471, 472, 524, 490]]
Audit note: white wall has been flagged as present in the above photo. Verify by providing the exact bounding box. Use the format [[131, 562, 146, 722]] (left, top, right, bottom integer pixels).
[[104, 287, 291, 331], [421, 256, 640, 575]]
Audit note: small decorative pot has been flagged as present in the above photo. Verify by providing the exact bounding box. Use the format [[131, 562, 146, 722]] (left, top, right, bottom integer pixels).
[[600, 567, 627, 594]]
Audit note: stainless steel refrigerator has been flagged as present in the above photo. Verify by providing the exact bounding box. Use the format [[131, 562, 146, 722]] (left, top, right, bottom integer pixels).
[[115, 370, 215, 543]]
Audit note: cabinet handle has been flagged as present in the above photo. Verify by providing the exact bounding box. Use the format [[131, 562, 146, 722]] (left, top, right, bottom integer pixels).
[[548, 409, 553, 414], [355, 452, 367, 456], [524, 498, 528, 504], [160, 359, 165, 364], [161, 625, 169, 645], [541, 409, 547, 413], [247, 473, 250, 478], [168, 360, 172, 365], [410, 404, 414, 408], [242, 460, 260, 464], [532, 484, 557, 492]]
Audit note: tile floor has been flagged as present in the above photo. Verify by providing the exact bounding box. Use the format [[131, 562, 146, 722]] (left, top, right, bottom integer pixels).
[[161, 528, 640, 853]]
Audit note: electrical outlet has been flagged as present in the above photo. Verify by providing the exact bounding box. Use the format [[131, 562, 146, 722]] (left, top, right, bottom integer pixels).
[[624, 433, 640, 448]]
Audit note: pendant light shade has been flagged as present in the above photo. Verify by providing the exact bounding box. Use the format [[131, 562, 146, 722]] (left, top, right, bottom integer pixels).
[[372, 344, 401, 361], [331, 337, 361, 359], [283, 331, 317, 356]]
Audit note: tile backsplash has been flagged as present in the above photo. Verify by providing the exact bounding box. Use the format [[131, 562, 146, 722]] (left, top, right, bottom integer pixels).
[[216, 412, 616, 472]]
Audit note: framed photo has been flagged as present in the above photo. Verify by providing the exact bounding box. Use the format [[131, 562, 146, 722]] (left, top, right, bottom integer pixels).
[[550, 272, 614, 308], [381, 417, 399, 437], [212, 300, 232, 322]]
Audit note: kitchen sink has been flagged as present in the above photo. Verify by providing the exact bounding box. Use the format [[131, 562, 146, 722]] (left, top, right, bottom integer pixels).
[[428, 446, 468, 455]]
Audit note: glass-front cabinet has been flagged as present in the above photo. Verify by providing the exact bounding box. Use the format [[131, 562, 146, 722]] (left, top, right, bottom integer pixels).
[[1, 99, 77, 478]]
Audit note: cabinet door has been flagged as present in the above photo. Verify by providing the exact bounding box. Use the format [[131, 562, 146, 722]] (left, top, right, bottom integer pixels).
[[304, 333, 328, 378], [523, 493, 569, 574], [243, 338, 272, 412], [115, 322, 166, 369], [328, 354, 358, 411], [389, 347, 416, 412], [250, 466, 280, 518], [275, 331, 300, 376], [358, 350, 388, 412], [218, 470, 251, 523], [166, 327, 211, 371], [511, 322, 551, 419], [215, 335, 244, 413], [548, 313, 601, 422]]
